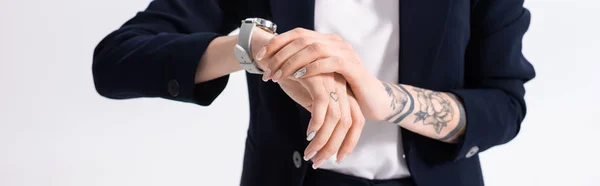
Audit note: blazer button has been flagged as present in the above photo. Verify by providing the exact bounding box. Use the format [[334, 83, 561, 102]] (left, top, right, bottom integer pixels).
[[402, 154, 406, 159], [465, 146, 479, 158], [168, 79, 179, 97], [293, 151, 302, 168]]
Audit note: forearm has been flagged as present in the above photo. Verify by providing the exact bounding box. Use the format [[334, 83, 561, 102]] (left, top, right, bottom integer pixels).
[[349, 74, 466, 143], [195, 35, 243, 83], [381, 82, 466, 143]]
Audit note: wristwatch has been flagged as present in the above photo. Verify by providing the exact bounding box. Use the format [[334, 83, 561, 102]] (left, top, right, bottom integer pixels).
[[234, 18, 277, 74]]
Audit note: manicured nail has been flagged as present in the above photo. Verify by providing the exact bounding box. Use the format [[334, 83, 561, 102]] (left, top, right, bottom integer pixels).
[[272, 70, 282, 82], [256, 47, 266, 61], [304, 151, 316, 161], [306, 131, 316, 141], [336, 155, 347, 164], [294, 67, 307, 78], [262, 68, 271, 82], [312, 159, 324, 169]]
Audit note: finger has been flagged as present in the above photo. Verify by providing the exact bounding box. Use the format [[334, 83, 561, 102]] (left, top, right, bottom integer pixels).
[[304, 75, 341, 167], [312, 76, 352, 169], [306, 93, 340, 167], [293, 56, 347, 79], [299, 77, 328, 143], [256, 28, 318, 61], [266, 37, 317, 82], [336, 92, 365, 164], [271, 42, 332, 82]]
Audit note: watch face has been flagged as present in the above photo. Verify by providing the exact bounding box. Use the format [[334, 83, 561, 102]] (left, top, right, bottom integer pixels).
[[246, 18, 277, 33]]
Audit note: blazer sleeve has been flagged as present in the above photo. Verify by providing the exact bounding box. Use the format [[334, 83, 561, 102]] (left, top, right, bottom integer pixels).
[[92, 0, 241, 106], [446, 0, 536, 161]]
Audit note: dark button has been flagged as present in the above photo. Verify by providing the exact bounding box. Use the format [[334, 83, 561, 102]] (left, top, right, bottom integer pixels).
[[168, 79, 179, 97]]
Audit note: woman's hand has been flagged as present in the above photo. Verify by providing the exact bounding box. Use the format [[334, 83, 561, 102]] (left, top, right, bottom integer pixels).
[[298, 74, 365, 168], [280, 74, 365, 168], [256, 28, 366, 84], [251, 27, 365, 168], [257, 28, 391, 121]]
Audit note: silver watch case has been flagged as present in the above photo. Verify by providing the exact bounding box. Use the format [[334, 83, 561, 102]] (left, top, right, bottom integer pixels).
[[234, 18, 277, 74]]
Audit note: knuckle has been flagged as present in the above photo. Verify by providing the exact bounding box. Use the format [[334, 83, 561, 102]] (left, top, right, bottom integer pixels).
[[311, 60, 322, 70], [270, 54, 283, 64], [355, 117, 366, 127], [330, 109, 342, 120], [286, 54, 296, 64], [330, 56, 343, 66], [328, 34, 342, 41], [296, 37, 311, 46], [345, 138, 359, 148], [319, 143, 338, 155], [280, 58, 294, 72], [336, 57, 345, 65], [293, 28, 305, 35], [312, 139, 328, 149], [321, 145, 337, 155], [341, 117, 353, 128], [309, 42, 324, 53]]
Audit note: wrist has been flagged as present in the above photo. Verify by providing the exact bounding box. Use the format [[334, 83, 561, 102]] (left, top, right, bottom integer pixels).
[[196, 35, 241, 83], [347, 71, 394, 120]]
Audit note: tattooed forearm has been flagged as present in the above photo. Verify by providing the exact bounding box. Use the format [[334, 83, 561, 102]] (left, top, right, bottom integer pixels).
[[438, 94, 466, 142], [377, 83, 466, 143], [383, 83, 413, 123], [413, 88, 454, 134], [382, 82, 399, 110]]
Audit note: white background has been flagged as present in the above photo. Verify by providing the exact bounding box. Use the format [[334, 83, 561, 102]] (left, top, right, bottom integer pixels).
[[0, 0, 598, 185]]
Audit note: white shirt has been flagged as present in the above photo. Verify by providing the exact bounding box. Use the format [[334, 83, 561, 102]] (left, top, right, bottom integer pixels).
[[314, 0, 411, 180]]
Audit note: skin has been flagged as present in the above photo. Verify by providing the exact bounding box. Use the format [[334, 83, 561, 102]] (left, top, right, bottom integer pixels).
[[258, 28, 467, 169], [195, 27, 466, 169], [195, 28, 365, 166]]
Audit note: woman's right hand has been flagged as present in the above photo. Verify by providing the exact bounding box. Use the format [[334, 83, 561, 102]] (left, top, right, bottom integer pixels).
[[252, 28, 365, 168], [279, 73, 365, 168], [298, 74, 365, 169]]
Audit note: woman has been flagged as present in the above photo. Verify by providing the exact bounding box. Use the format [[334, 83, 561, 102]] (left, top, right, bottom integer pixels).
[[92, 0, 535, 185]]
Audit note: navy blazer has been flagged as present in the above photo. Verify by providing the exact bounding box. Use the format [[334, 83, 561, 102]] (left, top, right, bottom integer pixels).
[[92, 0, 536, 185]]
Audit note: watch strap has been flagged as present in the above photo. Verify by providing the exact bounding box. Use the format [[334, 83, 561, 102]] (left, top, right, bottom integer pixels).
[[235, 20, 264, 74]]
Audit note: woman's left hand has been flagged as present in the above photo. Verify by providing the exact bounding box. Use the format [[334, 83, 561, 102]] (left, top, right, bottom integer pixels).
[[257, 28, 366, 84], [257, 28, 389, 121]]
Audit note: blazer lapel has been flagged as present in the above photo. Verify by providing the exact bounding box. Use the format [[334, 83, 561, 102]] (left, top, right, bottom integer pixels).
[[398, 0, 452, 86], [269, 0, 315, 32]]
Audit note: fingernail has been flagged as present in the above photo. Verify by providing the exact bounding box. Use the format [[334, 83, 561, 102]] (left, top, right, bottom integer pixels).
[[306, 131, 316, 141], [272, 70, 282, 82], [304, 151, 316, 161], [336, 155, 347, 164], [262, 68, 271, 82], [256, 47, 266, 61], [312, 159, 324, 169], [294, 67, 307, 78]]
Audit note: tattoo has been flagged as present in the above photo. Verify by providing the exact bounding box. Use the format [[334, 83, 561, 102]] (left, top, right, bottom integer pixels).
[[438, 94, 466, 142], [382, 83, 399, 110], [330, 91, 338, 102], [384, 84, 414, 123], [413, 88, 454, 134]]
